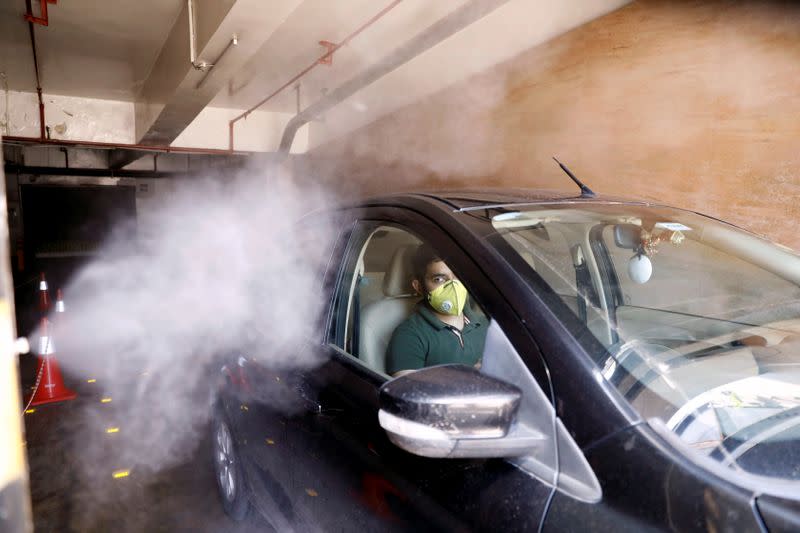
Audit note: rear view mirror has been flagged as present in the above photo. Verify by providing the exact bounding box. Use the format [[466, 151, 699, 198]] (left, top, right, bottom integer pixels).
[[378, 365, 545, 458], [614, 224, 641, 249]]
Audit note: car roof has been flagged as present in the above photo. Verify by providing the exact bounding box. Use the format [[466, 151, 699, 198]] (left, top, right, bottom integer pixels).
[[368, 188, 654, 211]]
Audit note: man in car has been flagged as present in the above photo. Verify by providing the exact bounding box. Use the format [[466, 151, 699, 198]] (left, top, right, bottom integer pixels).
[[385, 245, 488, 376]]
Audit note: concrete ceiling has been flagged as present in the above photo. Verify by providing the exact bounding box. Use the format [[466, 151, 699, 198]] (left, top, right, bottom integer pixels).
[[211, 0, 471, 113], [1, 0, 629, 150], [0, 0, 185, 100]]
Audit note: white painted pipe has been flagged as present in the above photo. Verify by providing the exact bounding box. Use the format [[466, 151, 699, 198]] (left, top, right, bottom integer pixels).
[[187, 0, 210, 71]]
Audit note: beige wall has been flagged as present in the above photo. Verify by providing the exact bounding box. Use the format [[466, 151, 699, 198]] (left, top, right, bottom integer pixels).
[[304, 0, 800, 250]]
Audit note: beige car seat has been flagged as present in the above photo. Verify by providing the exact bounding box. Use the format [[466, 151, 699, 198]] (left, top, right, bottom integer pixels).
[[359, 244, 421, 374]]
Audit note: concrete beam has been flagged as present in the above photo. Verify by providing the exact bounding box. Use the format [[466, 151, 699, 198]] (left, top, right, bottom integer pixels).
[[108, 149, 151, 169], [124, 0, 302, 166]]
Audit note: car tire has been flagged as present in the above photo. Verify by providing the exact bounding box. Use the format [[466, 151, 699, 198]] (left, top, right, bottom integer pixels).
[[212, 414, 250, 521]]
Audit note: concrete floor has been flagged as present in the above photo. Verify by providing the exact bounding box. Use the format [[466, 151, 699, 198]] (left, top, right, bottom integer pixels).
[[20, 359, 271, 532]]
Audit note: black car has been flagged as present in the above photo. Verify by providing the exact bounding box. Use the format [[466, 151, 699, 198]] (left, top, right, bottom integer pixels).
[[211, 189, 800, 532]]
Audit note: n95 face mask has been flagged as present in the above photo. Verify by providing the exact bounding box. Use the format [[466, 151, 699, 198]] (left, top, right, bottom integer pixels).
[[427, 279, 468, 316]]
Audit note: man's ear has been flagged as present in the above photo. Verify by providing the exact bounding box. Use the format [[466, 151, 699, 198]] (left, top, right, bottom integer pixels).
[[411, 279, 423, 296]]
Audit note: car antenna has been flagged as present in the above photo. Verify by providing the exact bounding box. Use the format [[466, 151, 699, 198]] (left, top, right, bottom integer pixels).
[[553, 157, 596, 198]]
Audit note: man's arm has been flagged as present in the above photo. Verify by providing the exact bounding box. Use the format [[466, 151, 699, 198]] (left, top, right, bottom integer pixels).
[[385, 325, 426, 376]]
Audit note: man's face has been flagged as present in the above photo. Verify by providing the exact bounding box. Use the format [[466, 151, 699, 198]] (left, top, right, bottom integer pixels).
[[413, 260, 456, 296]]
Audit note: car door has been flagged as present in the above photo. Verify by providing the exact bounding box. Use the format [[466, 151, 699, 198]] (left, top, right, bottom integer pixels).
[[286, 206, 563, 531], [222, 212, 349, 530]]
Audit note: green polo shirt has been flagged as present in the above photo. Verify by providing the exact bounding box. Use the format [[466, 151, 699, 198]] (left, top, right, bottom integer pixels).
[[385, 303, 488, 374]]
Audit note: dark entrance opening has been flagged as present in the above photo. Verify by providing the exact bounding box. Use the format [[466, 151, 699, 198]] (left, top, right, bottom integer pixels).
[[16, 184, 137, 335]]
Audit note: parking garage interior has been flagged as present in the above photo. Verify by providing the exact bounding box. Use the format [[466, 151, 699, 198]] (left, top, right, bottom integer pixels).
[[2, 0, 800, 531]]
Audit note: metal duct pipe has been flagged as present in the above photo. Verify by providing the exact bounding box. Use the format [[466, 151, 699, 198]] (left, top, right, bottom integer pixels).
[[277, 0, 512, 157]]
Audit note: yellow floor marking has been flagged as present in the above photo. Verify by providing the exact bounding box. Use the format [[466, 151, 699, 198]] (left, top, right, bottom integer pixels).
[[100, 398, 112, 403], [305, 488, 318, 497], [112, 469, 130, 479], [87, 378, 96, 383], [106, 427, 120, 434], [25, 409, 35, 414]]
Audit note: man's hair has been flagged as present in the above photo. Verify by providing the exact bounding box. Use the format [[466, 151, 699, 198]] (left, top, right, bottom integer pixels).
[[412, 244, 442, 283]]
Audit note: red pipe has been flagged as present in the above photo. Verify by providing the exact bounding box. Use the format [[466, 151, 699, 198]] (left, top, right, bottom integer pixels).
[[25, 0, 58, 27], [228, 0, 403, 150], [1, 135, 253, 156], [26, 0, 46, 139]]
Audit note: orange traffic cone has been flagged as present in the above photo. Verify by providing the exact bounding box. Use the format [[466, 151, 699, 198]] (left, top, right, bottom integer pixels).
[[38, 272, 50, 316], [53, 288, 67, 351], [55, 288, 65, 314], [28, 316, 77, 406]]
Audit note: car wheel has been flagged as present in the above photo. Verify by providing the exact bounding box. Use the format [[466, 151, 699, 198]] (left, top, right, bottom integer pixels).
[[212, 415, 250, 520]]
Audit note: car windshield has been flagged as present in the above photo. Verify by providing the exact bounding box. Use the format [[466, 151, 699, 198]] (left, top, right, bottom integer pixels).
[[490, 203, 800, 483]]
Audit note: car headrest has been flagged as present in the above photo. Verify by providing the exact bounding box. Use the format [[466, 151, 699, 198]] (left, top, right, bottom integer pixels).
[[383, 244, 420, 297]]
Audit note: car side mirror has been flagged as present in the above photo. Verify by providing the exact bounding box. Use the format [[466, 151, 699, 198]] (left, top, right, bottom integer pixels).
[[378, 364, 546, 458]]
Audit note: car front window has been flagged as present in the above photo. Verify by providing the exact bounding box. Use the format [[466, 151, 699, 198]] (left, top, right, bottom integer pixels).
[[490, 203, 800, 484]]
